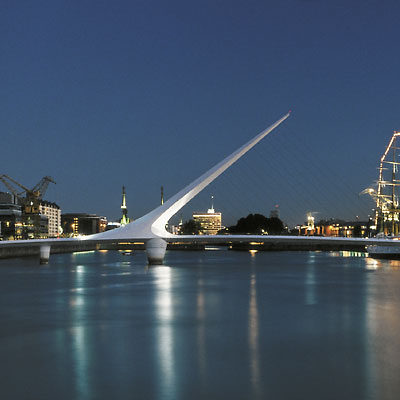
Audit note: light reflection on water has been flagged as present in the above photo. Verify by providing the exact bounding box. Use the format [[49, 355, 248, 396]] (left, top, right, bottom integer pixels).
[[1, 250, 400, 399], [248, 273, 261, 398], [71, 263, 90, 399], [196, 276, 206, 388], [153, 266, 176, 399]]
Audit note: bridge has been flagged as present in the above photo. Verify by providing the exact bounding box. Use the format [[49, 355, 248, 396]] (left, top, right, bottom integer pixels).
[[0, 112, 397, 264]]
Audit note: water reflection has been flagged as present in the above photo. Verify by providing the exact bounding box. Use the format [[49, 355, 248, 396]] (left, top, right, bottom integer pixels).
[[366, 258, 400, 392], [3, 251, 400, 399], [330, 251, 367, 258], [305, 254, 317, 305], [196, 277, 206, 386], [153, 266, 176, 399], [248, 273, 261, 398], [70, 263, 90, 398], [365, 258, 379, 270]]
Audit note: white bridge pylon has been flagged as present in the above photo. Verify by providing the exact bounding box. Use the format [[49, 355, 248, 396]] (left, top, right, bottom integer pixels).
[[89, 112, 291, 262]]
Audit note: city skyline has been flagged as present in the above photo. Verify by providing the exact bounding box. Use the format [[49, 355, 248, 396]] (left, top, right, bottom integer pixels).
[[1, 0, 398, 226]]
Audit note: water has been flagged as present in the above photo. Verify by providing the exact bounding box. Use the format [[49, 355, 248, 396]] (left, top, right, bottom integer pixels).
[[1, 249, 400, 400]]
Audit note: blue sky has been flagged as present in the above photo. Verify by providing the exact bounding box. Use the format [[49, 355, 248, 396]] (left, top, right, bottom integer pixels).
[[1, 0, 399, 227]]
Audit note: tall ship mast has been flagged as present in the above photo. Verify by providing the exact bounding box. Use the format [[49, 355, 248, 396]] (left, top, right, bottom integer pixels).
[[374, 132, 400, 235]]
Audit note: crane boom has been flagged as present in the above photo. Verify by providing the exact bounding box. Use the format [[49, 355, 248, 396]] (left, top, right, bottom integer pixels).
[[0, 174, 56, 239], [31, 176, 56, 198], [0, 175, 29, 196]]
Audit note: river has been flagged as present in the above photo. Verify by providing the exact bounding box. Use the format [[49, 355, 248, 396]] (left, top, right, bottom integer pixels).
[[0, 249, 399, 399]]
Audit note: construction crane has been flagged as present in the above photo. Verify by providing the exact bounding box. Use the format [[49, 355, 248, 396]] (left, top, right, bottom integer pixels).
[[0, 175, 56, 238]]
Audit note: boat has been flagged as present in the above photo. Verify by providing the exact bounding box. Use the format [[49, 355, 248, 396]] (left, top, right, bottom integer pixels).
[[367, 244, 400, 259], [364, 131, 400, 259], [120, 250, 134, 256]]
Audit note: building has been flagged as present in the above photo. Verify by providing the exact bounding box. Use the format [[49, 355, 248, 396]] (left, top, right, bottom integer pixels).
[[0, 192, 22, 240], [120, 186, 130, 226], [0, 191, 53, 239], [270, 205, 280, 219], [61, 213, 107, 237], [192, 197, 222, 235], [23, 214, 49, 239], [40, 200, 61, 237], [314, 220, 370, 238], [293, 219, 371, 237]]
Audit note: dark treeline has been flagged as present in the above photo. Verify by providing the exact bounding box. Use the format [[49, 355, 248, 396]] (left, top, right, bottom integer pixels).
[[181, 219, 202, 235], [224, 213, 285, 235]]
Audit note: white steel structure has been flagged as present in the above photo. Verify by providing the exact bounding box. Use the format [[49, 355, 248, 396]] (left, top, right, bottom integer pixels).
[[88, 112, 291, 262]]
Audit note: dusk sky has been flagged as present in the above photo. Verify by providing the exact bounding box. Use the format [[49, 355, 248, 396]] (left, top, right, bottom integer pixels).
[[1, 0, 400, 227]]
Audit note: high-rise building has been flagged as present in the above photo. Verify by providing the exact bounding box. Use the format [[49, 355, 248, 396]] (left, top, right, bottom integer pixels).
[[192, 196, 222, 235], [40, 201, 61, 237]]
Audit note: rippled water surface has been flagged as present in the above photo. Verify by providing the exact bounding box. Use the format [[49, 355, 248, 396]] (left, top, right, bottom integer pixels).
[[1, 249, 400, 400]]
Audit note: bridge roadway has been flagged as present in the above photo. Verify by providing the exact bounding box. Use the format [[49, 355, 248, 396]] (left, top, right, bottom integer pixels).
[[0, 234, 398, 263]]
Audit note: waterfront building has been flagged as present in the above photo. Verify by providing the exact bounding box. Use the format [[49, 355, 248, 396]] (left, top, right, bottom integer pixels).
[[61, 213, 107, 237], [313, 219, 370, 237], [39, 200, 61, 237], [0, 191, 52, 239], [0, 192, 22, 240], [22, 214, 49, 239], [192, 197, 222, 235], [0, 205, 23, 240]]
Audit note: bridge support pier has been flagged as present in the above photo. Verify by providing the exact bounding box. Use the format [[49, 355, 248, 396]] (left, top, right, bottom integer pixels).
[[40, 245, 51, 265], [146, 238, 167, 265]]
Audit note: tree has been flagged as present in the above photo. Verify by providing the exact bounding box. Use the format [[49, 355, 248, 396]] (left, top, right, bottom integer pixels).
[[181, 219, 201, 235], [228, 213, 284, 235], [353, 224, 362, 238]]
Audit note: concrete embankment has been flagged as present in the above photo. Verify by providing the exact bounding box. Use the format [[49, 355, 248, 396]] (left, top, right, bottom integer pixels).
[[0, 241, 204, 260], [0, 242, 101, 259]]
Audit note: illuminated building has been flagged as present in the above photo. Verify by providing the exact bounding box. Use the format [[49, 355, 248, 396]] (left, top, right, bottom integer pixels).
[[192, 196, 222, 235], [313, 220, 370, 238], [61, 213, 107, 237], [0, 192, 54, 239], [39, 201, 61, 237], [0, 192, 22, 239], [120, 186, 130, 226]]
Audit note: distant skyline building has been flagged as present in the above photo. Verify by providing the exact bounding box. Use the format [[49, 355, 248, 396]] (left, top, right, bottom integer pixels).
[[270, 204, 280, 219], [61, 213, 107, 237], [192, 196, 222, 235]]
